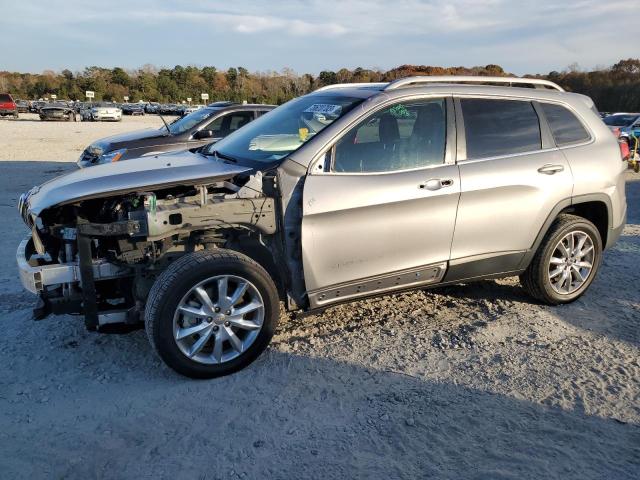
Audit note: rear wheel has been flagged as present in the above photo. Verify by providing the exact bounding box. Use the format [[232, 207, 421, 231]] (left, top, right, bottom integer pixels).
[[520, 214, 602, 305], [145, 250, 279, 378]]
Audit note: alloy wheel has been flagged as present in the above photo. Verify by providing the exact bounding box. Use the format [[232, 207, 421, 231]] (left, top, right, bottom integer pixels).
[[172, 275, 265, 364], [548, 230, 595, 295]]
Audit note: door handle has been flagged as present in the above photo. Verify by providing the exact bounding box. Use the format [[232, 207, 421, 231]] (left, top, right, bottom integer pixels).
[[419, 178, 454, 191], [537, 164, 564, 175]]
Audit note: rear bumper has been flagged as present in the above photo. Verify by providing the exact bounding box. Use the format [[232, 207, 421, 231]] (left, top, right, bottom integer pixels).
[[605, 214, 627, 248], [606, 206, 626, 249], [17, 236, 129, 294], [0, 108, 17, 115]]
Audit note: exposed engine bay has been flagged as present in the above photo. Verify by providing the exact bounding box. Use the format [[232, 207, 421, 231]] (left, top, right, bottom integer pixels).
[[18, 171, 288, 330]]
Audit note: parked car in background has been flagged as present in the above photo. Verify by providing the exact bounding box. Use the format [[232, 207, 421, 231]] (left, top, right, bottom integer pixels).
[[183, 105, 204, 115], [77, 101, 275, 167], [16, 77, 626, 378], [81, 103, 122, 122], [122, 103, 145, 116], [603, 113, 640, 144], [0, 93, 19, 118], [39, 102, 77, 121], [15, 100, 30, 113], [158, 103, 179, 115], [29, 101, 46, 113], [145, 102, 159, 114]]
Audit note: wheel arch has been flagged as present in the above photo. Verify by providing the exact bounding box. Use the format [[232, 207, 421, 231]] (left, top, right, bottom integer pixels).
[[218, 233, 285, 300], [519, 194, 611, 270]]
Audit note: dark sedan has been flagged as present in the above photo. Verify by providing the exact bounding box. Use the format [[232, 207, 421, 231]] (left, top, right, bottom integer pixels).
[[39, 102, 76, 121], [77, 101, 275, 167], [122, 103, 146, 116]]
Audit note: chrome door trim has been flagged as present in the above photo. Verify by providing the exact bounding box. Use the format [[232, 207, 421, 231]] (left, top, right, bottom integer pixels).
[[307, 262, 447, 309]]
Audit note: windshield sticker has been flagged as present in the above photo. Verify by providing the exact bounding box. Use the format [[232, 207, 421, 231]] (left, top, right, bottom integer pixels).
[[304, 104, 342, 116], [298, 127, 309, 142]]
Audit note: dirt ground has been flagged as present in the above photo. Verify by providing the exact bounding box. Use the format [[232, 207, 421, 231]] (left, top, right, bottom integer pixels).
[[0, 116, 638, 479], [0, 113, 173, 162]]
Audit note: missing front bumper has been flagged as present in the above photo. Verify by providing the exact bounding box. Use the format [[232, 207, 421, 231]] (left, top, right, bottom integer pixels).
[[16, 236, 130, 294]]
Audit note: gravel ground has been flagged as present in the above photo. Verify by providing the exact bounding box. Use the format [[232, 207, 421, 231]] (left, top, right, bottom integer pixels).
[[0, 113, 174, 162], [0, 118, 638, 479]]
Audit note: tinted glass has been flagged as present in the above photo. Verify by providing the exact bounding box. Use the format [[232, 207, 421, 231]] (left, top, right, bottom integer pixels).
[[0, 94, 12, 102], [541, 103, 590, 146], [333, 99, 446, 173], [205, 112, 254, 136], [461, 99, 541, 159]]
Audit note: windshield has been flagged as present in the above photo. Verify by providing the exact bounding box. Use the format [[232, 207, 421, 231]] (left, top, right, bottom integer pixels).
[[166, 107, 219, 135], [603, 114, 639, 127], [205, 95, 364, 163]]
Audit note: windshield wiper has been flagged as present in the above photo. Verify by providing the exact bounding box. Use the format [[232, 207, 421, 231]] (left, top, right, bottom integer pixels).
[[203, 150, 239, 163]]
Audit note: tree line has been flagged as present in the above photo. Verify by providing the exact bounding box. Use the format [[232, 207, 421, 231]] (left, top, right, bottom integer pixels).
[[1, 59, 639, 111]]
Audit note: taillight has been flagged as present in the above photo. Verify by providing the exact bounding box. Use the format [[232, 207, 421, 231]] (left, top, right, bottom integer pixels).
[[619, 139, 630, 161]]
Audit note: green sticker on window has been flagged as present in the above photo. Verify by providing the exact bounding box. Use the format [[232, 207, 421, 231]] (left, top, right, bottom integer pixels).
[[389, 104, 410, 119]]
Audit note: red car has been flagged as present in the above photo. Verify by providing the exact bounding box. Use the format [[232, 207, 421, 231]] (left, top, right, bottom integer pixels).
[[0, 93, 18, 118]]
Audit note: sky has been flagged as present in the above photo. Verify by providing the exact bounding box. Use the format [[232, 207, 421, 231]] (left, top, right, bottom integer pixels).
[[1, 0, 639, 75]]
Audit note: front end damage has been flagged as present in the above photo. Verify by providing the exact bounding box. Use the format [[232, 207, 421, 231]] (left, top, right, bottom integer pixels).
[[17, 161, 283, 330]]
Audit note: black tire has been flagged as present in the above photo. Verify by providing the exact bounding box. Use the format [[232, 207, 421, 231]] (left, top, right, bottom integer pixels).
[[145, 249, 279, 379], [520, 214, 602, 305]]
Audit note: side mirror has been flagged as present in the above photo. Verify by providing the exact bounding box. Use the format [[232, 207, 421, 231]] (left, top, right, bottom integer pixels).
[[194, 129, 215, 140]]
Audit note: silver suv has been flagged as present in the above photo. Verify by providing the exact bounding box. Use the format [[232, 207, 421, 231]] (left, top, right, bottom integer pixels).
[[16, 76, 627, 378]]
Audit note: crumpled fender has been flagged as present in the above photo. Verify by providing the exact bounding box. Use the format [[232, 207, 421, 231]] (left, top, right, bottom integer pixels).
[[24, 152, 251, 216]]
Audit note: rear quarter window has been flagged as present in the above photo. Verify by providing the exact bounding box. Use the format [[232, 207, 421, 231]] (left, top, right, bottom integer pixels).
[[0, 93, 13, 102], [460, 99, 542, 159], [540, 103, 591, 146]]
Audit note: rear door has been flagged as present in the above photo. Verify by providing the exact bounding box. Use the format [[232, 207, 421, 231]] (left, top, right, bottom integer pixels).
[[301, 97, 460, 307], [447, 97, 573, 280]]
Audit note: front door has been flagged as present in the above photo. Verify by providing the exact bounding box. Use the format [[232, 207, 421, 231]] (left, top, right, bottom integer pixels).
[[301, 98, 460, 308]]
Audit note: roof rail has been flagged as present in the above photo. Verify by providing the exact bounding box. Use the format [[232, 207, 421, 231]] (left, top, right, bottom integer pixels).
[[384, 76, 564, 92], [315, 82, 388, 92]]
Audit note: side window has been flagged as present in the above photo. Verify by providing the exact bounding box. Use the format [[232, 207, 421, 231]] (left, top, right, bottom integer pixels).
[[228, 112, 254, 132], [461, 99, 541, 159], [333, 99, 446, 173], [540, 103, 590, 146], [204, 115, 224, 135], [204, 112, 253, 136]]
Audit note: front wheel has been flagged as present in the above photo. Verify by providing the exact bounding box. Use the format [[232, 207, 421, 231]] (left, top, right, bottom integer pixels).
[[145, 250, 279, 378], [520, 214, 602, 305]]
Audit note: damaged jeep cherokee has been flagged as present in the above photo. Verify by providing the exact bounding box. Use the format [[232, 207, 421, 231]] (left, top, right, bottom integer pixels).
[[17, 76, 627, 378]]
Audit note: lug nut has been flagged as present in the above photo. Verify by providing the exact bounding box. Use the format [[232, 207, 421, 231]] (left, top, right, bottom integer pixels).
[[206, 317, 213, 323], [214, 307, 221, 313], [224, 321, 231, 327], [225, 310, 231, 315], [213, 325, 219, 332]]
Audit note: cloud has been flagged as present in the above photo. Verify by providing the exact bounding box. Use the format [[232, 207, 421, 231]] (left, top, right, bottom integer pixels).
[[1, 0, 638, 74]]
